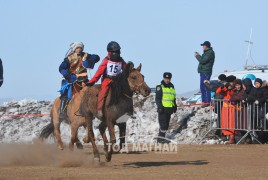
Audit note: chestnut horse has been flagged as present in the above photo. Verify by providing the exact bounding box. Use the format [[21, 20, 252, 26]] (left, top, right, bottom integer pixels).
[[79, 62, 151, 162], [40, 62, 151, 162]]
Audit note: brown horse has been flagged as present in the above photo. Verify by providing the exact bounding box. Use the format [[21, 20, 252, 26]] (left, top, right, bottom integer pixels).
[[39, 88, 89, 150], [40, 62, 151, 162], [79, 62, 151, 162]]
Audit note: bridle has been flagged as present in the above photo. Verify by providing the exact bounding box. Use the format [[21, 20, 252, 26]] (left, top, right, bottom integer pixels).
[[128, 78, 146, 95]]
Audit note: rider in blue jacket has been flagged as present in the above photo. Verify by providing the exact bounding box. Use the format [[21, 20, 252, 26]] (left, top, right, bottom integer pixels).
[[58, 42, 100, 118]]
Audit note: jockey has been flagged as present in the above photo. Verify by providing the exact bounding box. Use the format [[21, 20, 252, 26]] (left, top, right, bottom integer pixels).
[[59, 41, 100, 119], [87, 41, 126, 118]]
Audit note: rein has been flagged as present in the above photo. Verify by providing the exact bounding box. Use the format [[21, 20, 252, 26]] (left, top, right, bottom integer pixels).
[[123, 93, 132, 99]]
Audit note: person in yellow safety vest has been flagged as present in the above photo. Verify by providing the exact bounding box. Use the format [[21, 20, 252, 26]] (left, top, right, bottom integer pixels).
[[155, 72, 177, 144]]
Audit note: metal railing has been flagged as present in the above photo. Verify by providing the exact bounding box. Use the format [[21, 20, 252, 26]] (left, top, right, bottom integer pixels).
[[200, 99, 268, 144]]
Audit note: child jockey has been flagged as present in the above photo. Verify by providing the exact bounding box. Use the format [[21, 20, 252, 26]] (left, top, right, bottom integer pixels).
[[59, 41, 100, 119], [87, 41, 126, 118]]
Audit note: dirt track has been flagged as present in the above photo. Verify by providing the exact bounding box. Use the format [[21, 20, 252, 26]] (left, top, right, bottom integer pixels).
[[1, 144, 268, 180]]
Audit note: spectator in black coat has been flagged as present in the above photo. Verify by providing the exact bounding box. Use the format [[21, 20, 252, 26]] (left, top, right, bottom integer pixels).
[[247, 78, 268, 142], [242, 78, 254, 102]]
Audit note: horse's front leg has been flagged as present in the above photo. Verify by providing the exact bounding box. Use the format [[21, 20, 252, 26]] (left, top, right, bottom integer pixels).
[[99, 121, 109, 160], [75, 137, 83, 149], [82, 124, 90, 144], [107, 122, 116, 162], [69, 123, 79, 151], [118, 123, 126, 151], [53, 118, 64, 150], [85, 117, 100, 162]]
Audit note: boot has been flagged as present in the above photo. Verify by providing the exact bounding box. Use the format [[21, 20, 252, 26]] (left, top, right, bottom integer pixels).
[[225, 134, 235, 144], [97, 110, 103, 119], [157, 131, 166, 144], [59, 99, 68, 119], [96, 95, 105, 119]]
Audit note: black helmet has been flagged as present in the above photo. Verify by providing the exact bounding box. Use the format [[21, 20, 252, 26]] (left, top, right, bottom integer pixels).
[[107, 41, 121, 52]]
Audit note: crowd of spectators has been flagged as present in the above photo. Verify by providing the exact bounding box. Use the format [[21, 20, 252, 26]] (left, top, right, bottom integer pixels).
[[204, 74, 268, 144]]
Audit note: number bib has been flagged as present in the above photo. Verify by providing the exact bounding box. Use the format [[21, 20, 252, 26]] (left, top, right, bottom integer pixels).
[[106, 60, 122, 76]]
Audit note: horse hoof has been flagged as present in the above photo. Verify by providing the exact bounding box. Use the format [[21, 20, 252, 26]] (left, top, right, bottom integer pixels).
[[105, 154, 112, 162], [76, 143, 83, 149], [83, 137, 90, 143], [69, 144, 74, 151], [94, 156, 100, 162], [57, 144, 64, 150]]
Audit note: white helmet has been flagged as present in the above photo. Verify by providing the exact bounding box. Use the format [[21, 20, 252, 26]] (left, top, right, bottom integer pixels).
[[70, 41, 84, 51]]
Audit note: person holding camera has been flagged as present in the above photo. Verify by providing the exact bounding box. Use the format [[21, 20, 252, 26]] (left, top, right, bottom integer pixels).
[[216, 75, 236, 144], [155, 72, 177, 143]]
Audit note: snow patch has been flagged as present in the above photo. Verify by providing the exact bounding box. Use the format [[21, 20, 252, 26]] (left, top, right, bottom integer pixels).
[[0, 95, 216, 145]]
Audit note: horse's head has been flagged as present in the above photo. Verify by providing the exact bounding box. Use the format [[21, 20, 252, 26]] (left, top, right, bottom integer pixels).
[[127, 63, 151, 97]]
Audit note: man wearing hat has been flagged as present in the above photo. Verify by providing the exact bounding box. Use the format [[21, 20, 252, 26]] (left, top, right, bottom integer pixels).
[[195, 41, 215, 107], [58, 41, 100, 119], [155, 72, 177, 143], [247, 78, 268, 131]]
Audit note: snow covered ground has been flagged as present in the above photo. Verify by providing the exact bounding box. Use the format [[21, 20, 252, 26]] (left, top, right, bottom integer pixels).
[[0, 94, 218, 145]]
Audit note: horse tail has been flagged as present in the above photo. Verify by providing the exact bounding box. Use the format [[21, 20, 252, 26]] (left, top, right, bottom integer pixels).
[[39, 110, 55, 140]]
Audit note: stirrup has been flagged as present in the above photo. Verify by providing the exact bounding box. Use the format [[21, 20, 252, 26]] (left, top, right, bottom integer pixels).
[[59, 112, 66, 119]]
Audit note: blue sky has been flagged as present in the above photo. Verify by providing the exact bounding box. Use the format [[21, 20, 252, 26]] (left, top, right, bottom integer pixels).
[[1, 0, 268, 100]]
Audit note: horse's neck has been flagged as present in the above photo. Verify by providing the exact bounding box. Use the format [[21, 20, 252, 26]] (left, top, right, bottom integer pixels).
[[106, 86, 133, 106]]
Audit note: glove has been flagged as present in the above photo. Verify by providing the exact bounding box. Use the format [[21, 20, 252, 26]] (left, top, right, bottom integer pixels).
[[157, 108, 164, 114], [86, 82, 95, 86], [91, 54, 100, 63], [242, 100, 246, 104], [255, 100, 259, 105]]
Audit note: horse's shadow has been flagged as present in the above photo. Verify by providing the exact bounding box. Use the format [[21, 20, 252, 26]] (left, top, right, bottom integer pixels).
[[122, 160, 208, 168], [114, 151, 148, 155]]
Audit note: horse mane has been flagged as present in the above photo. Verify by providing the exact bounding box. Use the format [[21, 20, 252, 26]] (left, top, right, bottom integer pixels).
[[109, 62, 134, 106]]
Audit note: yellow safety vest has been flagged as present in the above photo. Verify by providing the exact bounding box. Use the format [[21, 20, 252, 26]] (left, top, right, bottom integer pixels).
[[161, 85, 176, 108]]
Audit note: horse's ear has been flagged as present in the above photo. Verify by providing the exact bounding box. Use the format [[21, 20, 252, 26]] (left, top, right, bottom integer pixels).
[[136, 63, 142, 72], [129, 62, 134, 73]]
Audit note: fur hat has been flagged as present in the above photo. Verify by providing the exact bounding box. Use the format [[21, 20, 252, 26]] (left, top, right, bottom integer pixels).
[[254, 78, 263, 85], [227, 75, 236, 82], [163, 72, 172, 79], [242, 78, 253, 86], [218, 74, 226, 81], [234, 79, 242, 86], [70, 41, 84, 51]]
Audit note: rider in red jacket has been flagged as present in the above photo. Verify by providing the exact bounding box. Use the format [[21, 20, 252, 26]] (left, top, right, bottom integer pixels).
[[87, 41, 126, 118]]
